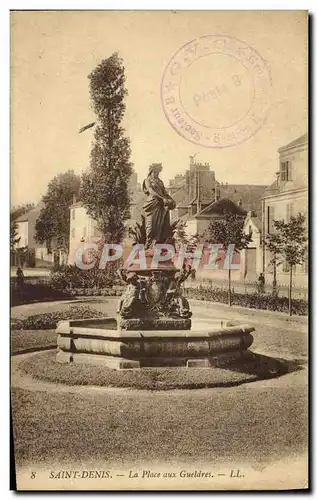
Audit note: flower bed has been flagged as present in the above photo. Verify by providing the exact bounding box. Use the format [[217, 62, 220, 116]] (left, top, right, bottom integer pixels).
[[11, 305, 106, 330]]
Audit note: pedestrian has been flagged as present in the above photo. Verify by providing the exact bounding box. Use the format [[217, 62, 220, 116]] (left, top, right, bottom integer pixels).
[[16, 266, 25, 299], [257, 272, 265, 294], [16, 266, 24, 287]]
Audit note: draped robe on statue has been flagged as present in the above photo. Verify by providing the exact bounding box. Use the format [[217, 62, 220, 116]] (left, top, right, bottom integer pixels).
[[142, 176, 175, 249]]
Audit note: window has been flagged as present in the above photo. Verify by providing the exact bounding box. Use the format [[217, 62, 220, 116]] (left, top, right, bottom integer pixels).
[[46, 240, 52, 254], [267, 205, 275, 234], [71, 228, 75, 238], [93, 225, 101, 237], [83, 226, 87, 238], [283, 262, 297, 273], [302, 255, 308, 273], [280, 161, 292, 181], [72, 209, 75, 220], [286, 203, 294, 222]]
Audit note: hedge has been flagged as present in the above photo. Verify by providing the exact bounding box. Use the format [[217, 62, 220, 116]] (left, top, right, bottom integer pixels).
[[184, 286, 308, 316], [64, 287, 123, 297], [11, 283, 71, 307]]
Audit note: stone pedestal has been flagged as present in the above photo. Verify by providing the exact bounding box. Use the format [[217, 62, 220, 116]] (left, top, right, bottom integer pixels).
[[56, 317, 254, 370]]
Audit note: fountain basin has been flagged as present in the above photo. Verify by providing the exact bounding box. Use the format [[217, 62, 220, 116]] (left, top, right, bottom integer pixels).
[[56, 317, 255, 369]]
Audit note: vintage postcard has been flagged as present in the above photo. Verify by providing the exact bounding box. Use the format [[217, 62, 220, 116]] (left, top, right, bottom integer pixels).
[[10, 10, 308, 491]]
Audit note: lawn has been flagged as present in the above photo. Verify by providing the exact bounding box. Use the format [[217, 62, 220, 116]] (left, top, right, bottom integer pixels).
[[16, 348, 300, 390], [11, 330, 57, 355], [11, 377, 308, 469]]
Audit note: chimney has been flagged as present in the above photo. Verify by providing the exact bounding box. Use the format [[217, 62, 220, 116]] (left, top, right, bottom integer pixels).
[[196, 169, 201, 214], [215, 182, 220, 201], [275, 171, 280, 186], [72, 194, 76, 204]]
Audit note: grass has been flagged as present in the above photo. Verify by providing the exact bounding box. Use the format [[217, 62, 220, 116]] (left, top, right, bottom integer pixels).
[[16, 349, 298, 391], [11, 330, 57, 355], [11, 297, 116, 320], [11, 378, 308, 468], [11, 304, 107, 330]]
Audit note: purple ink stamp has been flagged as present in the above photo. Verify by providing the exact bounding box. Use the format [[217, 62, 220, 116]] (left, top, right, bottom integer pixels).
[[161, 35, 272, 148]]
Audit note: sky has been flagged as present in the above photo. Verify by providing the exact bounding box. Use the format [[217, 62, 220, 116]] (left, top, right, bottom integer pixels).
[[10, 10, 308, 206]]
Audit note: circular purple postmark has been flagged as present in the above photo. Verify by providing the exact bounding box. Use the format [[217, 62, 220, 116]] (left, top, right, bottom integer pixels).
[[161, 35, 272, 149]]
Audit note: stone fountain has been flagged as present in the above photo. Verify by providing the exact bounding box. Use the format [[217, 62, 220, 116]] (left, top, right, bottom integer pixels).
[[56, 163, 254, 369]]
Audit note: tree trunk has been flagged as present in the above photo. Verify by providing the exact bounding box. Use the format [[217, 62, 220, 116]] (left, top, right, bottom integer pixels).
[[273, 258, 277, 295], [228, 267, 232, 306], [289, 266, 293, 316]]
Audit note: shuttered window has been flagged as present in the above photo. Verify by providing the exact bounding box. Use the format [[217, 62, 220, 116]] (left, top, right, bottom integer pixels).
[[280, 161, 292, 181], [286, 203, 294, 222]]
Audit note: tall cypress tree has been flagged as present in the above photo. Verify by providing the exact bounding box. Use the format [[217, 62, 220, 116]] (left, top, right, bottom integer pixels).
[[80, 53, 132, 245]]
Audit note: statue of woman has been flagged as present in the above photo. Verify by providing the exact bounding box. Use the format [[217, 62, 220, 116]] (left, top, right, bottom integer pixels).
[[142, 164, 176, 249]]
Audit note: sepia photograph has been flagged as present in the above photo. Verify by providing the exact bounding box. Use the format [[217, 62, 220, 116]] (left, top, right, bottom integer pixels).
[[10, 10, 308, 491]]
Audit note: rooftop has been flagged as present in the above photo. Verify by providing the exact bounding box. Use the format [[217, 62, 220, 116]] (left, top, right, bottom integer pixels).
[[15, 202, 45, 222], [197, 198, 247, 218], [278, 133, 308, 153]]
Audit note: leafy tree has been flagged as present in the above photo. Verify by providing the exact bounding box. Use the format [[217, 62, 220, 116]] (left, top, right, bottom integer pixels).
[[10, 221, 20, 250], [80, 53, 132, 246], [266, 213, 307, 316], [35, 170, 80, 252], [264, 230, 282, 295], [172, 220, 200, 266], [172, 220, 194, 249], [205, 212, 252, 306]]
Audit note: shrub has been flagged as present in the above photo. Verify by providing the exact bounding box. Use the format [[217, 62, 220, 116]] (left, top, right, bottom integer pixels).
[[50, 264, 121, 292], [11, 305, 106, 330], [184, 286, 308, 316]]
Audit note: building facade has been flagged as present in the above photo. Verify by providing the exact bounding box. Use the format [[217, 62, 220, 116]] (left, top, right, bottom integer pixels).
[[68, 202, 103, 264], [262, 133, 308, 287], [168, 158, 219, 222], [14, 202, 67, 267], [169, 157, 266, 228], [166, 157, 268, 282], [68, 172, 142, 264], [241, 211, 263, 283]]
